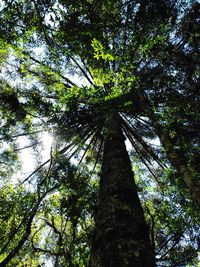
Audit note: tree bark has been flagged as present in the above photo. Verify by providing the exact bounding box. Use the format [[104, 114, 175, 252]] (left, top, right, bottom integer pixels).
[[90, 112, 155, 267], [146, 106, 200, 206]]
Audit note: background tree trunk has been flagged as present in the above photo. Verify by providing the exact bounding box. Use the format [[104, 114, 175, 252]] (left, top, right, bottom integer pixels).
[[90, 112, 155, 267], [146, 106, 200, 206]]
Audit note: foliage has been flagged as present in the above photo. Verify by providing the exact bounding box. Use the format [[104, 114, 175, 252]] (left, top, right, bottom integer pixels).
[[0, 0, 199, 266]]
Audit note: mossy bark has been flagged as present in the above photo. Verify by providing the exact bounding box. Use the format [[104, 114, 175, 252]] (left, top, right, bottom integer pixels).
[[90, 112, 155, 267]]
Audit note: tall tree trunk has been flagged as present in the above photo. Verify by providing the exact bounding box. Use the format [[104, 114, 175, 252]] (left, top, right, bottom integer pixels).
[[145, 105, 200, 206], [90, 112, 155, 267]]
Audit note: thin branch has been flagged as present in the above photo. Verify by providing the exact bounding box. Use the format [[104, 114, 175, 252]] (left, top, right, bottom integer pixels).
[[75, 130, 98, 171], [80, 57, 94, 80], [33, 246, 62, 256], [144, 203, 155, 251], [90, 133, 104, 176], [16, 143, 74, 187], [122, 123, 159, 181], [14, 142, 39, 152], [28, 55, 77, 87], [67, 54, 94, 86], [122, 114, 165, 169], [157, 239, 180, 261], [0, 130, 42, 141], [0, 189, 49, 267]]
